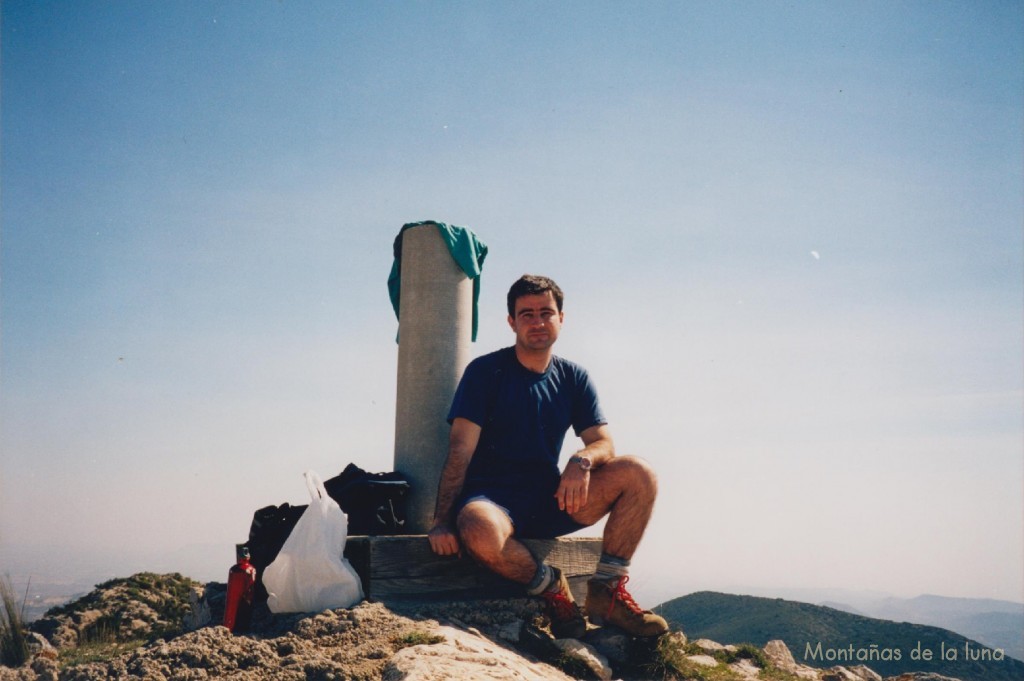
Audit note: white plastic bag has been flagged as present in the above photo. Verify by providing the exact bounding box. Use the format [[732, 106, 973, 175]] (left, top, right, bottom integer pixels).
[[263, 470, 364, 613]]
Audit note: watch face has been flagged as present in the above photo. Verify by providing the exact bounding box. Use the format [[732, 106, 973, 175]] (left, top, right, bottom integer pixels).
[[578, 456, 592, 471]]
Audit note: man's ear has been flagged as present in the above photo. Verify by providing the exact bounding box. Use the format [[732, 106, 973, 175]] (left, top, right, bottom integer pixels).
[[507, 314, 515, 330]]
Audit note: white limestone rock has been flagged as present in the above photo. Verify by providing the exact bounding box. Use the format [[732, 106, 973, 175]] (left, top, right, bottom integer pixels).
[[182, 584, 212, 631], [693, 638, 737, 654], [686, 654, 720, 667], [824, 666, 874, 681], [764, 639, 798, 672], [383, 625, 575, 681], [728, 658, 762, 680], [848, 664, 883, 681]]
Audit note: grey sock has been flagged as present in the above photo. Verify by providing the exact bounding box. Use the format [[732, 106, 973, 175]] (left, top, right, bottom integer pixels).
[[594, 552, 630, 583], [526, 563, 554, 596]]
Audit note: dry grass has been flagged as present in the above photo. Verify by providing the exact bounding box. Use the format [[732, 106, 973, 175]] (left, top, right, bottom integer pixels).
[[0, 575, 30, 668]]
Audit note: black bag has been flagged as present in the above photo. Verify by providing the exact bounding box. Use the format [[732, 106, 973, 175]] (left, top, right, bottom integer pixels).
[[324, 463, 410, 535], [246, 502, 308, 601]]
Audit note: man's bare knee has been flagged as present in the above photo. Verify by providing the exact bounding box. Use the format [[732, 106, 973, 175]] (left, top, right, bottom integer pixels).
[[623, 455, 658, 494], [456, 501, 512, 562], [603, 455, 658, 497]]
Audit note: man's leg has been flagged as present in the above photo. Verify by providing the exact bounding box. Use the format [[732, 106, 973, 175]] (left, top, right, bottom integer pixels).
[[457, 498, 587, 638], [568, 455, 658, 559], [568, 455, 668, 637], [456, 499, 536, 583]]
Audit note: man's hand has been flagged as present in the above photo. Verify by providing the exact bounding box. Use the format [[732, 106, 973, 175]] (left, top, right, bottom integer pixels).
[[555, 465, 590, 515], [428, 521, 461, 557]]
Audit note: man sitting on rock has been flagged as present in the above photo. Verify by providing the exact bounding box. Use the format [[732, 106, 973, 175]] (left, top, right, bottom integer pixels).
[[428, 274, 668, 639]]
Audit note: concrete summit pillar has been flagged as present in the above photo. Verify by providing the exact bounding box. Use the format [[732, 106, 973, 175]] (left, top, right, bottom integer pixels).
[[394, 224, 473, 534]]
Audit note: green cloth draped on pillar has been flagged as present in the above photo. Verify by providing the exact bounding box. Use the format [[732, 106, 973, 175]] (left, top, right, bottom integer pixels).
[[388, 221, 489, 342]]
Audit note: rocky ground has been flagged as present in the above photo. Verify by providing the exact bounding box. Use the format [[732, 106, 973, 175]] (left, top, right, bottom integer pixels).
[[0, 573, 963, 681]]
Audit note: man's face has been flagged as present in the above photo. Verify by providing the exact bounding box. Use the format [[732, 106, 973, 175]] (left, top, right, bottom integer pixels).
[[508, 291, 564, 352]]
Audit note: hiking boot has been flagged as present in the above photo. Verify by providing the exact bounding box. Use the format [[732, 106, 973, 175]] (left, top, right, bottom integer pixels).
[[540, 567, 587, 639], [585, 576, 668, 637]]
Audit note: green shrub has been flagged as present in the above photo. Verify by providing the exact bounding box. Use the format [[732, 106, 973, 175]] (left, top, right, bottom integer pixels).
[[392, 630, 445, 649], [79, 614, 122, 646], [635, 635, 798, 681], [639, 634, 738, 681], [724, 643, 770, 668]]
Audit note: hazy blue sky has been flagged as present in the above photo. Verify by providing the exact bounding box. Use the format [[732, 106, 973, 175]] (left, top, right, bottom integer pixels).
[[2, 1, 1022, 606]]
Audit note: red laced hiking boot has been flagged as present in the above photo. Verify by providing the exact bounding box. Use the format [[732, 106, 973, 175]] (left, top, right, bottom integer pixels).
[[585, 575, 668, 637], [540, 567, 587, 639]]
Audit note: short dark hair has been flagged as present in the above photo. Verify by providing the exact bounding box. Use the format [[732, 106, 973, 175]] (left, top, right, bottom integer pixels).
[[507, 275, 564, 317]]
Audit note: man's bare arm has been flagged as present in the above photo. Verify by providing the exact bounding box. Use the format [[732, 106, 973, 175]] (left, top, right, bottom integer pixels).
[[428, 417, 481, 556], [577, 423, 615, 466], [556, 423, 615, 514]]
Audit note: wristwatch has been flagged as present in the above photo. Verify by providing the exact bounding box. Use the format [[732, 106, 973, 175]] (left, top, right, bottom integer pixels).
[[569, 455, 593, 471]]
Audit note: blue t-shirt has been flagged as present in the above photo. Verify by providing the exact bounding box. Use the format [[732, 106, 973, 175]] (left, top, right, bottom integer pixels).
[[447, 346, 607, 493]]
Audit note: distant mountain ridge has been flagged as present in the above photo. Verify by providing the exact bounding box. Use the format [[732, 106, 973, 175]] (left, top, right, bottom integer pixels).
[[655, 591, 1024, 681], [823, 594, 1023, 662]]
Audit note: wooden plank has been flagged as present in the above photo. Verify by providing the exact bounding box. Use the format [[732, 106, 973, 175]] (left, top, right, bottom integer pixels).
[[343, 535, 602, 601], [349, 536, 600, 577]]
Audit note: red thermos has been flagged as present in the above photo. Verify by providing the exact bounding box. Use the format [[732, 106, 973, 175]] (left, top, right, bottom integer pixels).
[[223, 544, 256, 633]]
